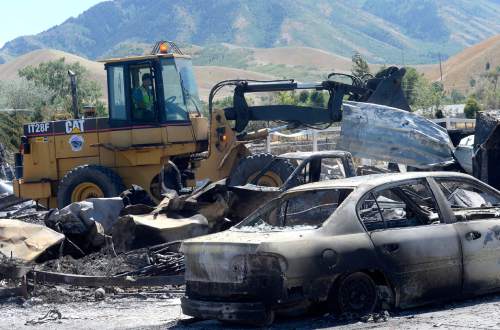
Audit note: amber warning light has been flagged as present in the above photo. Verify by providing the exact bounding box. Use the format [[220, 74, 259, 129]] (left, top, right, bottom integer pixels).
[[159, 43, 169, 54]]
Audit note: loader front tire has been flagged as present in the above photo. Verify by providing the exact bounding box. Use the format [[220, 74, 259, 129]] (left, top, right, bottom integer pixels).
[[227, 153, 297, 187], [57, 165, 126, 208]]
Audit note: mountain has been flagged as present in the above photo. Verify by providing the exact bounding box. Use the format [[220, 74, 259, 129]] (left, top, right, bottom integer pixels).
[[0, 49, 278, 101], [422, 35, 500, 93], [1, 0, 499, 65]]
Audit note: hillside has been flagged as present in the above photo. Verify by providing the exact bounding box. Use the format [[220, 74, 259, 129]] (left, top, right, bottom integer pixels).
[[422, 35, 500, 93], [192, 43, 384, 81], [1, 0, 499, 65], [0, 49, 278, 101]]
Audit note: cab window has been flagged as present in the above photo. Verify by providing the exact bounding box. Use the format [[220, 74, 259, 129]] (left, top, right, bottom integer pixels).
[[108, 66, 126, 121], [129, 65, 156, 123], [161, 59, 189, 121]]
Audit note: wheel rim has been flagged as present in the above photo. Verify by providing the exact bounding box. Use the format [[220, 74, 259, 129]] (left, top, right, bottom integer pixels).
[[71, 182, 104, 202], [339, 276, 377, 315], [248, 171, 283, 187]]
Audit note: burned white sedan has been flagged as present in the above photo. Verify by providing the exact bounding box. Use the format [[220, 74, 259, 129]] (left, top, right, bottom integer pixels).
[[181, 172, 500, 326]]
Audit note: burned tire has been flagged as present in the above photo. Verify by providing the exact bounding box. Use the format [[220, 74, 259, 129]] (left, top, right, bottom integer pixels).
[[57, 165, 125, 208], [332, 272, 378, 317], [227, 153, 298, 187]]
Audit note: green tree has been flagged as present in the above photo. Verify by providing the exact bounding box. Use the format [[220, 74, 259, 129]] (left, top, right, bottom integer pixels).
[[351, 52, 371, 79], [401, 67, 421, 106], [472, 66, 500, 110], [0, 113, 26, 152], [0, 79, 52, 151], [18, 58, 104, 118], [450, 89, 466, 104], [298, 90, 309, 103], [274, 91, 299, 105], [309, 91, 326, 107], [464, 97, 481, 119]]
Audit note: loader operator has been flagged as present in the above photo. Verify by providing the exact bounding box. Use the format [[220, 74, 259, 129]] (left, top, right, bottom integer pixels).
[[132, 73, 154, 120]]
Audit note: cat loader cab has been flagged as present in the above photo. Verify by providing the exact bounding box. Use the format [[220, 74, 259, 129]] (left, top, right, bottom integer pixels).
[[13, 41, 210, 208]]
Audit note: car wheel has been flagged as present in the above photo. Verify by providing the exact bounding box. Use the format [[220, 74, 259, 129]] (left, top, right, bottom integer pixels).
[[57, 165, 125, 208], [334, 272, 378, 317]]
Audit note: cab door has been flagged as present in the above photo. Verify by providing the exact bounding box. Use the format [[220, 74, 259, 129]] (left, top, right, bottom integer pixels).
[[359, 178, 462, 307], [106, 65, 132, 149], [128, 62, 162, 146], [159, 58, 196, 145], [434, 177, 500, 294]]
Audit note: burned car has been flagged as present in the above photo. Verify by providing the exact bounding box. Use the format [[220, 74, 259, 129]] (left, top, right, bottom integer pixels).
[[181, 172, 500, 325], [226, 150, 356, 221]]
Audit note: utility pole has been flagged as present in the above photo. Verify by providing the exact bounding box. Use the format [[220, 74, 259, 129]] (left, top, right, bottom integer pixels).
[[438, 53, 443, 82]]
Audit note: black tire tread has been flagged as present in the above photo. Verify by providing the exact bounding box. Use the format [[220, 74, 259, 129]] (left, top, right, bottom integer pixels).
[[228, 153, 298, 187], [57, 164, 126, 208], [331, 272, 378, 317]]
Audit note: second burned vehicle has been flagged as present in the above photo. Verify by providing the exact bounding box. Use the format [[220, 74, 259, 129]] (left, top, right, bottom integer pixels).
[[214, 150, 357, 222], [181, 172, 500, 326]]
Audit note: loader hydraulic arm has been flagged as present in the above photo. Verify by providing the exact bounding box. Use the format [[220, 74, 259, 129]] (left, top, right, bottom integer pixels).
[[209, 67, 410, 133]]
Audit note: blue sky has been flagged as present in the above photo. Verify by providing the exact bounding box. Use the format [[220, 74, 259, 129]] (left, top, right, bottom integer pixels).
[[0, 0, 103, 47]]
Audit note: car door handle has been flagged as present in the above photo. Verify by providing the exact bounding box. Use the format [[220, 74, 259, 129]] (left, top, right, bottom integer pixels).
[[382, 243, 399, 254], [465, 231, 482, 241]]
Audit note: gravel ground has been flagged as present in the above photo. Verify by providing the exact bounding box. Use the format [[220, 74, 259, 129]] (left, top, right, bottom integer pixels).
[[2, 291, 500, 329]]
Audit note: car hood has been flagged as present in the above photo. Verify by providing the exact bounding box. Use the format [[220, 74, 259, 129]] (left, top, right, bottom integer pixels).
[[181, 229, 317, 283], [339, 102, 454, 166]]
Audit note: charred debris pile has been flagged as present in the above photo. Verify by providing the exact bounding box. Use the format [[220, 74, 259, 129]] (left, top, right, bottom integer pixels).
[[0, 183, 209, 301]]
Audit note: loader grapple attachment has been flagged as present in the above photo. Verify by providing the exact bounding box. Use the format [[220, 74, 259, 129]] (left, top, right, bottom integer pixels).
[[209, 67, 410, 133]]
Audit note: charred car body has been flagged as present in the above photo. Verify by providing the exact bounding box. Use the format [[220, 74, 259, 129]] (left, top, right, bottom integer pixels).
[[224, 150, 357, 222], [181, 172, 500, 325]]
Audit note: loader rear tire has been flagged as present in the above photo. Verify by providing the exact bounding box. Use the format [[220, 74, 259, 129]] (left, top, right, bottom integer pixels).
[[57, 165, 126, 209], [227, 153, 298, 187]]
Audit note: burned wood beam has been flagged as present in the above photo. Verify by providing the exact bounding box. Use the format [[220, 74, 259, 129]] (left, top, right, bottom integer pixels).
[[29, 270, 185, 288]]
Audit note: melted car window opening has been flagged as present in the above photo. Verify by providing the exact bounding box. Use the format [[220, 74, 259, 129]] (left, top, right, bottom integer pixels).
[[436, 179, 500, 221], [360, 180, 441, 231], [235, 189, 352, 230]]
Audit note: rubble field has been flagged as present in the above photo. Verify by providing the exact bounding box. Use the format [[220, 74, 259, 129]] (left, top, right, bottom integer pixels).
[[1, 292, 500, 329]]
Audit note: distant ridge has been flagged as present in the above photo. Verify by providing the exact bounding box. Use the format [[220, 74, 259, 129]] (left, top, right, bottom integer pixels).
[[422, 35, 500, 93], [1, 0, 499, 64]]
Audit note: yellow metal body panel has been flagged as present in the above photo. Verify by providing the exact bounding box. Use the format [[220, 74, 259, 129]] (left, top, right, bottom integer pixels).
[[109, 129, 132, 148], [166, 125, 195, 143], [13, 179, 51, 200], [191, 117, 209, 141], [193, 109, 250, 183], [55, 133, 99, 158], [23, 136, 57, 181], [19, 119, 209, 206], [132, 127, 163, 145]]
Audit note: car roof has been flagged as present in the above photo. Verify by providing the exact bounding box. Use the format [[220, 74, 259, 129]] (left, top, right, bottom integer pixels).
[[287, 171, 473, 192], [278, 150, 351, 160]]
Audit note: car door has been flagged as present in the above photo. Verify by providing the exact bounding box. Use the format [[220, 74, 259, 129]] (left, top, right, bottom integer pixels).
[[359, 178, 462, 308], [434, 177, 500, 294]]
